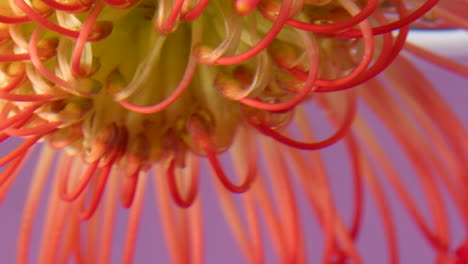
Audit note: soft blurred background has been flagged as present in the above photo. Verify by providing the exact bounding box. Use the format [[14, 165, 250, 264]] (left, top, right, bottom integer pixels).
[[0, 29, 467, 264]]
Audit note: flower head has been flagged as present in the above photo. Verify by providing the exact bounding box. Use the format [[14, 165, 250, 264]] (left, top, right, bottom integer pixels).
[[0, 0, 467, 263]]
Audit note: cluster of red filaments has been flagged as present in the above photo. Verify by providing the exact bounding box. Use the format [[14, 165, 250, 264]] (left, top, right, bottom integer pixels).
[[1, 0, 468, 262]]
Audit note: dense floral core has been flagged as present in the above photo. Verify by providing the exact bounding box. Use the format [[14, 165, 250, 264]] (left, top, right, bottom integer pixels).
[[1, 0, 468, 263], [0, 0, 446, 172]]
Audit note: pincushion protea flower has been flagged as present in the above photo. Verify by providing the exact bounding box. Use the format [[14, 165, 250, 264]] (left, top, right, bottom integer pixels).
[[0, 0, 467, 263]]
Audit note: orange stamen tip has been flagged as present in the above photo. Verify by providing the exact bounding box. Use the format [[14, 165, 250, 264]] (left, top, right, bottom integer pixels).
[[105, 68, 127, 96], [243, 105, 293, 129], [31, 0, 52, 14], [48, 123, 82, 149], [268, 41, 299, 69], [236, 0, 260, 15], [4, 62, 26, 77], [214, 73, 245, 100], [121, 171, 139, 208], [124, 134, 150, 176], [193, 45, 216, 65], [36, 37, 59, 59], [90, 21, 113, 41], [258, 0, 280, 15], [70, 78, 102, 96], [84, 123, 118, 163]]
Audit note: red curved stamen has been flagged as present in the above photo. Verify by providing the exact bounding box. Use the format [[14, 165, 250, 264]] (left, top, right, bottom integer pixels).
[[328, 28, 408, 92], [431, 0, 468, 29], [156, 0, 184, 34], [14, 0, 107, 41], [189, 117, 258, 193], [359, 83, 455, 251], [394, 58, 468, 194], [0, 135, 41, 167], [0, 91, 54, 101], [0, 103, 39, 131], [80, 128, 124, 218], [118, 56, 198, 114], [320, 14, 410, 91], [0, 109, 34, 143], [121, 172, 147, 264], [60, 160, 100, 201], [212, 0, 293, 65], [238, 30, 318, 112], [0, 53, 30, 62], [286, 0, 375, 90], [40, 0, 90, 13], [14, 0, 82, 39], [166, 158, 199, 208], [121, 170, 140, 208], [3, 120, 62, 137], [404, 41, 468, 78], [0, 73, 27, 92], [344, 134, 364, 240], [206, 148, 257, 193], [29, 27, 75, 90], [182, 0, 210, 21], [285, 0, 378, 33], [329, 133, 365, 264], [80, 162, 113, 220], [339, 0, 439, 38], [71, 1, 105, 77], [0, 14, 31, 24], [255, 93, 356, 150], [0, 154, 27, 186], [0, 134, 9, 143], [290, 10, 409, 93]]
